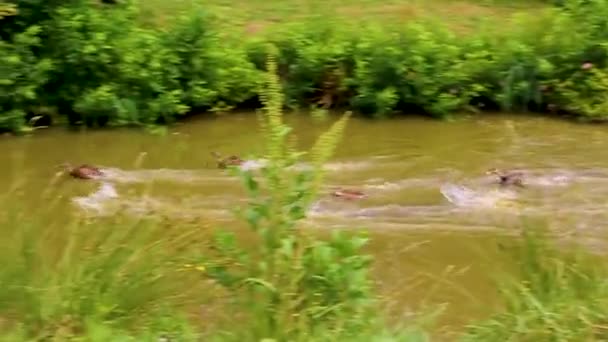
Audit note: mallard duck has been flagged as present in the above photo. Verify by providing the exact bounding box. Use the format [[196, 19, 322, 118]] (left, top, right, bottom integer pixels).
[[331, 188, 367, 200], [485, 168, 525, 187], [211, 151, 244, 169], [59, 163, 104, 180]]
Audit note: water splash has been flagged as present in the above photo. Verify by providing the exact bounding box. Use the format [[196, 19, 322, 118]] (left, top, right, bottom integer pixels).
[[239, 159, 268, 171], [72, 182, 119, 214], [440, 183, 517, 208]]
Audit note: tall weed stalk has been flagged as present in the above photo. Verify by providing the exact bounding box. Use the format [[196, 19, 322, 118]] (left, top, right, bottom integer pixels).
[[201, 49, 380, 341]]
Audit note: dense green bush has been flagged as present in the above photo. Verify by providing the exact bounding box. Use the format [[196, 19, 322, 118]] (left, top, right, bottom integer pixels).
[[47, 2, 166, 126], [45, 2, 259, 127], [0, 25, 53, 132], [164, 10, 261, 112], [350, 22, 484, 118], [1, 0, 259, 132], [3, 0, 608, 133], [253, 0, 608, 120]]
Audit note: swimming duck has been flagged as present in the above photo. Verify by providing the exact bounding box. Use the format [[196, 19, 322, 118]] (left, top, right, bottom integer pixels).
[[59, 163, 104, 180], [331, 188, 367, 200], [485, 168, 525, 187], [211, 151, 244, 169]]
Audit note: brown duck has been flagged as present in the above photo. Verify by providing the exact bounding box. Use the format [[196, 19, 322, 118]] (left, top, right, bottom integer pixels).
[[331, 188, 367, 200], [59, 163, 104, 180], [211, 151, 244, 169], [486, 168, 525, 187]]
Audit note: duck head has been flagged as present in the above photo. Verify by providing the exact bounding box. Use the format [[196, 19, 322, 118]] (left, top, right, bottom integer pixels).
[[226, 155, 243, 164]]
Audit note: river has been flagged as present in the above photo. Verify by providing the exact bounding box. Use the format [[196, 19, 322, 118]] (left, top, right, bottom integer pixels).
[[2, 112, 608, 333]]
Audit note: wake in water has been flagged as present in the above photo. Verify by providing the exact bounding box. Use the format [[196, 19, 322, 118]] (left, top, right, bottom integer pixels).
[[516, 168, 608, 187], [92, 158, 381, 185], [308, 183, 519, 222], [71, 182, 238, 219], [95, 157, 272, 185], [439, 183, 517, 208], [97, 168, 233, 184], [362, 177, 442, 191], [66, 158, 608, 237]]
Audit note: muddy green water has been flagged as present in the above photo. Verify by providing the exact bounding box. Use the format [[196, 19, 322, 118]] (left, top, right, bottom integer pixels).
[[2, 112, 608, 333]]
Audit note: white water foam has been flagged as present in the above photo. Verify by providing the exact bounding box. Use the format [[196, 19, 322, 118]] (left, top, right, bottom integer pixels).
[[72, 182, 119, 214], [440, 183, 517, 208]]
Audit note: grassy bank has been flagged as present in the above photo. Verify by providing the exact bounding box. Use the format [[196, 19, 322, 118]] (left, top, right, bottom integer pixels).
[[139, 0, 549, 34], [3, 0, 608, 133]]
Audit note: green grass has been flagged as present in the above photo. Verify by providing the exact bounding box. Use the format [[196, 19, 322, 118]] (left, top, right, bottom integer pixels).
[[139, 0, 550, 34], [464, 227, 608, 341], [0, 188, 218, 340]]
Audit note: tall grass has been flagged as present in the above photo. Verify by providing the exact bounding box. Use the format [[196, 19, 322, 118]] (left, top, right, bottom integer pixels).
[[0, 184, 208, 339], [464, 226, 608, 341]]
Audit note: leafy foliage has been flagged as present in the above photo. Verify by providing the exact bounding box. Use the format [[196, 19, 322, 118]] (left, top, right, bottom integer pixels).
[[162, 9, 261, 112], [0, 25, 53, 132], [245, 0, 608, 119], [1, 1, 258, 132]]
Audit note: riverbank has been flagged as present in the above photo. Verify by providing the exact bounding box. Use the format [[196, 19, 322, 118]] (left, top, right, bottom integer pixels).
[[3, 0, 608, 134]]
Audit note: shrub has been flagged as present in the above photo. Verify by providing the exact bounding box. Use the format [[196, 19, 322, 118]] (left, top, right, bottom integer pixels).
[[350, 21, 483, 118], [5, 0, 608, 130], [250, 18, 354, 110], [45, 1, 187, 127], [7, 1, 253, 128], [163, 9, 261, 113], [0, 25, 53, 132]]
